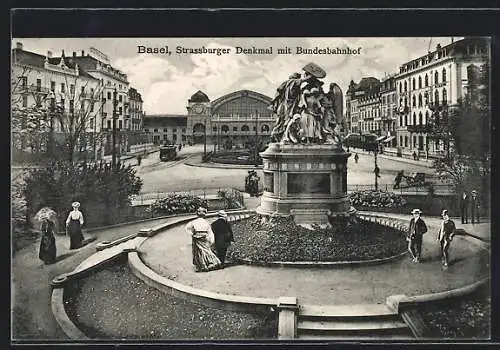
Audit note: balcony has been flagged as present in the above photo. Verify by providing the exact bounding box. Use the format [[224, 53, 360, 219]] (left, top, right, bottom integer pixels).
[[19, 84, 50, 95], [407, 124, 432, 133]]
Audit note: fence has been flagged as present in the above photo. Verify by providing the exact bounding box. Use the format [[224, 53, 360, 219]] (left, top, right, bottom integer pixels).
[[347, 183, 454, 195], [130, 187, 245, 206]]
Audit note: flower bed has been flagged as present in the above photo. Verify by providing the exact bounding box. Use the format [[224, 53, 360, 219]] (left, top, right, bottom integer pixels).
[[64, 259, 277, 340], [228, 215, 407, 263], [149, 194, 208, 216], [349, 190, 407, 209], [419, 288, 491, 339]]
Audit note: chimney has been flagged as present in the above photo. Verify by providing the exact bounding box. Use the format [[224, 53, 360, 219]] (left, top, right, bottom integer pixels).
[[47, 50, 52, 58], [16, 42, 23, 50]]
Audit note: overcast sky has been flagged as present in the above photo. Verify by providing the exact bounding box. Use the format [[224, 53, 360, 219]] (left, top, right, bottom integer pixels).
[[12, 37, 460, 115]]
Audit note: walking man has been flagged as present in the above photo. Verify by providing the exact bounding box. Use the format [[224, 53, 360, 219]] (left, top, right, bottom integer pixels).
[[407, 209, 428, 263], [460, 191, 469, 224], [471, 190, 480, 224], [437, 209, 456, 268], [211, 210, 234, 266], [354, 153, 359, 164]]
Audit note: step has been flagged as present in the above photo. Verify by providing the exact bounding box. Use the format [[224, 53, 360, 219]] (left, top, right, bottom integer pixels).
[[296, 333, 414, 341], [299, 304, 397, 318], [298, 319, 408, 331]]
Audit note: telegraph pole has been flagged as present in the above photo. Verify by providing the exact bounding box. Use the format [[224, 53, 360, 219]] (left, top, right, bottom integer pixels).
[[112, 88, 118, 168]]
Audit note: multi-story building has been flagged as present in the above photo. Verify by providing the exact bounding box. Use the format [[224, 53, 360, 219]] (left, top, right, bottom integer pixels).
[[345, 77, 381, 135], [379, 75, 397, 147], [143, 90, 276, 148], [127, 87, 146, 146], [394, 37, 491, 158], [11, 42, 103, 156]]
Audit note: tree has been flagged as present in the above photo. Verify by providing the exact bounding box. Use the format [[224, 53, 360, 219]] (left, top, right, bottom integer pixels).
[[429, 63, 490, 209]]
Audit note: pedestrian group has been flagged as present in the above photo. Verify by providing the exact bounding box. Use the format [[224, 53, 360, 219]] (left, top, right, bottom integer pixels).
[[185, 207, 234, 272], [460, 190, 481, 224]]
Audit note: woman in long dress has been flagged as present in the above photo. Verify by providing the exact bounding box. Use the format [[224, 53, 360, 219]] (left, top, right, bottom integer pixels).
[[66, 201, 85, 249], [185, 207, 221, 272], [39, 214, 56, 264]]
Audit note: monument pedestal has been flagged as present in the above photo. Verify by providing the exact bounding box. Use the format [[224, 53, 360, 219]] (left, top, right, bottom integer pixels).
[[257, 143, 356, 226]]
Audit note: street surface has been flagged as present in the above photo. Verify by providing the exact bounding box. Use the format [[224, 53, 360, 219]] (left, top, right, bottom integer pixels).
[[134, 144, 434, 193]]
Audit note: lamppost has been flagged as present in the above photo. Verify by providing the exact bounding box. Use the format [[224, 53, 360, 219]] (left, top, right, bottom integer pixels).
[[254, 110, 259, 166], [203, 116, 207, 160], [111, 88, 118, 168], [47, 91, 56, 159], [373, 141, 381, 191]]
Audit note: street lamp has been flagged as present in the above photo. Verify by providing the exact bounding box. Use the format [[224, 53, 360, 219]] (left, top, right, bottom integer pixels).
[[373, 140, 381, 191], [203, 116, 207, 160]]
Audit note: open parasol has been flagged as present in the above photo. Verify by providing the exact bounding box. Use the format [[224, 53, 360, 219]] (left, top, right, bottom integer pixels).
[[34, 207, 58, 223]]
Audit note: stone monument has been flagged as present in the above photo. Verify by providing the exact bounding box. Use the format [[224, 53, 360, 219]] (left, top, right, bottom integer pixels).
[[257, 62, 356, 226]]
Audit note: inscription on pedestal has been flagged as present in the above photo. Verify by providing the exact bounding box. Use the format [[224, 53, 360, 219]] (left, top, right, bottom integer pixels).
[[287, 173, 330, 194]]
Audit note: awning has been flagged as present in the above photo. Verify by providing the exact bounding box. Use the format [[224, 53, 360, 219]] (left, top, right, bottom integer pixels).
[[376, 135, 387, 142], [383, 136, 396, 143]]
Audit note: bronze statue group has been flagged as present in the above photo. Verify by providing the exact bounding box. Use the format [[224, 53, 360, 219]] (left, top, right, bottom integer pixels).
[[268, 62, 344, 147]]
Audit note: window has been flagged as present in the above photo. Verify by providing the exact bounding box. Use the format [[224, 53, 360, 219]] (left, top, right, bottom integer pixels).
[[163, 128, 168, 132], [163, 134, 169, 141], [412, 78, 416, 90], [36, 79, 41, 91], [90, 102, 94, 112], [424, 92, 429, 105], [405, 115, 408, 126], [425, 111, 429, 124], [81, 86, 85, 94], [442, 88, 447, 105], [413, 136, 417, 148], [154, 128, 158, 132], [405, 136, 408, 147], [107, 92, 112, 100], [434, 71, 439, 85], [400, 136, 403, 146], [70, 84, 75, 95], [144, 128, 149, 133], [418, 76, 422, 89], [60, 99, 65, 110], [118, 107, 122, 114], [400, 115, 403, 127], [61, 83, 65, 93], [50, 81, 56, 92], [418, 94, 423, 107], [91, 88, 94, 95], [442, 68, 447, 83], [21, 76, 27, 87], [419, 112, 423, 125], [22, 95, 28, 107], [119, 120, 123, 129], [69, 100, 74, 114], [425, 74, 429, 87], [89, 118, 94, 128], [212, 127, 217, 132], [404, 81, 407, 92], [434, 90, 440, 105], [253, 126, 257, 131], [399, 82, 402, 93], [412, 95, 416, 107], [412, 113, 416, 125], [233, 126, 238, 132], [173, 128, 177, 132], [119, 95, 122, 102], [107, 120, 111, 129], [182, 128, 186, 133]]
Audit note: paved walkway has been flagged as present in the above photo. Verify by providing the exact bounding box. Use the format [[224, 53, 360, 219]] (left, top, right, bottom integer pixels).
[[11, 216, 183, 340], [349, 147, 434, 168], [138, 201, 490, 306]]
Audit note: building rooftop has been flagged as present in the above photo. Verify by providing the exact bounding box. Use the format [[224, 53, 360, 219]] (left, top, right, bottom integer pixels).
[[189, 90, 210, 103]]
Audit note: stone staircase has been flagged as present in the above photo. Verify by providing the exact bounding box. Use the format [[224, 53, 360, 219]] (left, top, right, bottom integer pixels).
[[296, 304, 415, 340]]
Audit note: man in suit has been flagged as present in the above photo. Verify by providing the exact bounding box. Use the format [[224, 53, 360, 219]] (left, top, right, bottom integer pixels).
[[471, 190, 480, 224], [460, 191, 469, 224], [211, 210, 234, 266], [407, 209, 428, 263]]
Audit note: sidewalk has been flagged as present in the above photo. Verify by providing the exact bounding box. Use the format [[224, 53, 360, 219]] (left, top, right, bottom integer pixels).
[[349, 147, 433, 168]]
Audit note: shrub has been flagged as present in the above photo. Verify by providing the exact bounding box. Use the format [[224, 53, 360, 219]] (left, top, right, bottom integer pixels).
[[217, 189, 243, 209], [349, 190, 407, 209], [150, 194, 208, 216]]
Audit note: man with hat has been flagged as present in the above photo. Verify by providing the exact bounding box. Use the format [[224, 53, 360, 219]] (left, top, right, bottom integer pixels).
[[436, 209, 456, 267], [470, 190, 480, 224], [211, 210, 235, 266], [407, 208, 428, 263]]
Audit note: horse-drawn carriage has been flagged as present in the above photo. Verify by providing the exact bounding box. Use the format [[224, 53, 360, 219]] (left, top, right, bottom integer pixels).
[[394, 171, 429, 189]]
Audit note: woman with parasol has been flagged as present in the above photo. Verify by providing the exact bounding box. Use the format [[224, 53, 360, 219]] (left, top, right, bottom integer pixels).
[[35, 207, 57, 264]]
